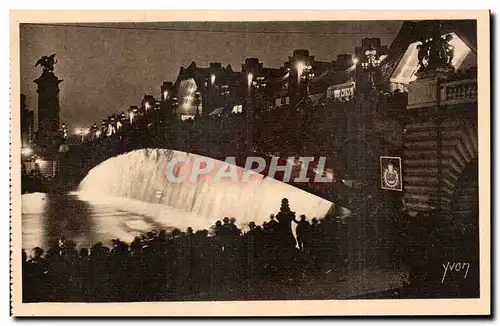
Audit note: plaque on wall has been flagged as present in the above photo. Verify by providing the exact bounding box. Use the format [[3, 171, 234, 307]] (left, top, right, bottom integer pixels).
[[380, 156, 402, 191]]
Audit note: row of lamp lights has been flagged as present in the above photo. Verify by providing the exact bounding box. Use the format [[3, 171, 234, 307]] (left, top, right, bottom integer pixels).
[[202, 60, 317, 92], [284, 49, 379, 74], [24, 50, 380, 151], [102, 49, 378, 132], [180, 62, 311, 113], [70, 110, 132, 143], [276, 50, 379, 83], [42, 90, 172, 148]]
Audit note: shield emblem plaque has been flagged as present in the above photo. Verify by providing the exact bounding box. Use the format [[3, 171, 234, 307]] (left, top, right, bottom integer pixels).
[[380, 156, 402, 191]]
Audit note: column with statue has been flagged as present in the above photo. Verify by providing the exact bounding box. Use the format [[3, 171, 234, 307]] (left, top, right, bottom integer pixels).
[[34, 54, 63, 149], [33, 54, 64, 182]]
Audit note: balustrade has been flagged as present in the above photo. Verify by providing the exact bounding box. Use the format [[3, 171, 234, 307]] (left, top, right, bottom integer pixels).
[[440, 79, 478, 105]]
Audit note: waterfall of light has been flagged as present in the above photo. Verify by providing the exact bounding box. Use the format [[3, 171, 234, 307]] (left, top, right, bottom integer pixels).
[[78, 149, 334, 231]]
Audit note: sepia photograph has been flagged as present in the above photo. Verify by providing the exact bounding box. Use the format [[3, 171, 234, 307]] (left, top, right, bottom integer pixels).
[[10, 10, 490, 316]]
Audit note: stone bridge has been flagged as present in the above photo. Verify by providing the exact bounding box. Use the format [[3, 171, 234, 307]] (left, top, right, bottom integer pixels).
[[54, 127, 353, 208], [51, 74, 479, 220]]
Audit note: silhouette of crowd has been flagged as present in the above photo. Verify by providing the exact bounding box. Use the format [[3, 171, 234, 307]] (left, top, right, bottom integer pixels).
[[22, 197, 479, 301], [22, 198, 356, 302]]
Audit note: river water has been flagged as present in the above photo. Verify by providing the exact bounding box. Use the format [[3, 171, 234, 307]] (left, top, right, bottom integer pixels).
[[22, 149, 337, 250]]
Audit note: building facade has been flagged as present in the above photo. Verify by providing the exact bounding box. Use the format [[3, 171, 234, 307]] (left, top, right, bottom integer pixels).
[[20, 94, 35, 148]]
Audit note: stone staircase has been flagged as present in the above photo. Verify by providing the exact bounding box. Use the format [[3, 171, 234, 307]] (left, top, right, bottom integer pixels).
[[403, 120, 478, 212]]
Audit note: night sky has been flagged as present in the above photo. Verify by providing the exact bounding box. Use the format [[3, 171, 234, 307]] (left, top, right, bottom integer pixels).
[[20, 21, 402, 130]]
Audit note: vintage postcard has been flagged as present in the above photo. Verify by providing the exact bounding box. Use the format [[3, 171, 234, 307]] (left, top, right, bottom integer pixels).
[[10, 10, 491, 316]]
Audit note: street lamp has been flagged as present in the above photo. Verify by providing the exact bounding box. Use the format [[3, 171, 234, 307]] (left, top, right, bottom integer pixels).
[[101, 120, 107, 135], [363, 47, 379, 70], [361, 46, 380, 88], [246, 72, 254, 114], [296, 61, 306, 78], [210, 74, 216, 85], [171, 96, 179, 117], [21, 146, 33, 157], [60, 123, 68, 140], [247, 73, 253, 88], [119, 113, 126, 130], [129, 110, 135, 124], [74, 128, 84, 142], [92, 124, 98, 139]]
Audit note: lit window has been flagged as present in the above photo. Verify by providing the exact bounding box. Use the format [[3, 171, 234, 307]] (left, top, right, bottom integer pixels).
[[181, 114, 195, 121], [232, 105, 243, 113]]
